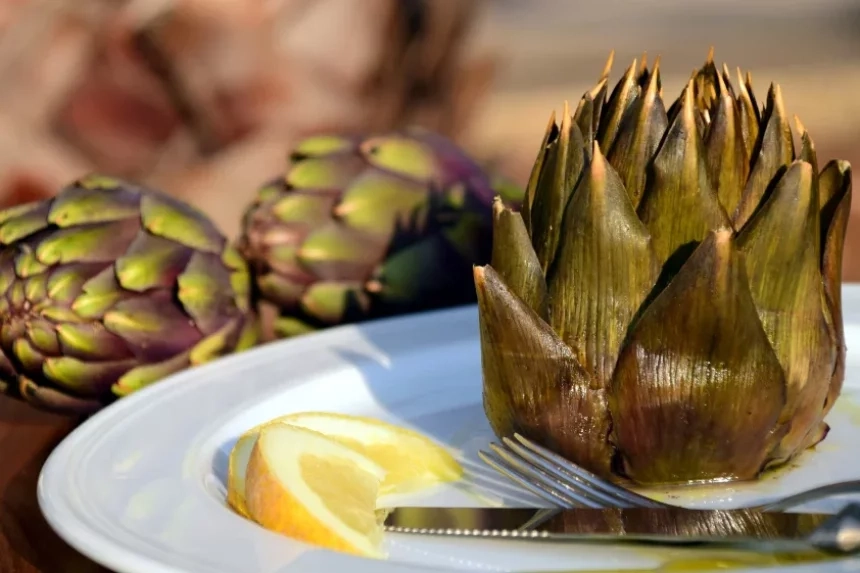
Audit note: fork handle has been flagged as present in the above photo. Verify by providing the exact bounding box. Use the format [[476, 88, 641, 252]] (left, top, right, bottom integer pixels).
[[758, 480, 860, 512]]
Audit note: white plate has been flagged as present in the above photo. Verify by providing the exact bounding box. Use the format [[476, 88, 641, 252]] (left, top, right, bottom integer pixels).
[[38, 286, 860, 573]]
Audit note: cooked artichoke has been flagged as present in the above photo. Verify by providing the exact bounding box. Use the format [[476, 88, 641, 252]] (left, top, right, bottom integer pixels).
[[477, 51, 853, 485], [0, 175, 257, 414]]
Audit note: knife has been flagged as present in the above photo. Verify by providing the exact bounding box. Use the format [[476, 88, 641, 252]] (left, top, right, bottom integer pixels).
[[383, 503, 860, 555]]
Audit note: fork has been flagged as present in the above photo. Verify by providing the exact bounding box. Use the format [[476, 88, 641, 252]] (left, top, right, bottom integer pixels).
[[479, 433, 860, 512]]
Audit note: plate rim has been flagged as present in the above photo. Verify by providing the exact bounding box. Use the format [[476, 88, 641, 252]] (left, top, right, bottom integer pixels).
[[38, 305, 478, 573]]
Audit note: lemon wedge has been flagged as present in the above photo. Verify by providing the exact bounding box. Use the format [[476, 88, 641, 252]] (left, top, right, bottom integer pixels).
[[227, 412, 462, 516], [245, 423, 387, 557], [279, 412, 463, 494]]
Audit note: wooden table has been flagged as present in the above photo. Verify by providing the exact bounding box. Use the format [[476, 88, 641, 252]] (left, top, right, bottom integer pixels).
[[0, 395, 109, 572]]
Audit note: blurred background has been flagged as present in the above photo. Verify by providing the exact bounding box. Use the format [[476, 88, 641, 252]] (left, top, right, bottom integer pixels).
[[0, 0, 858, 272]]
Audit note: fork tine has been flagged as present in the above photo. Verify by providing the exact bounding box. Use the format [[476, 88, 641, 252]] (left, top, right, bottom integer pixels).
[[477, 449, 575, 508], [513, 433, 668, 509], [501, 437, 621, 508], [488, 443, 604, 508]]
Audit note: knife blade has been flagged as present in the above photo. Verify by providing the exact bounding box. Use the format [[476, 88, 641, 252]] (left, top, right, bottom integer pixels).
[[382, 504, 860, 554]]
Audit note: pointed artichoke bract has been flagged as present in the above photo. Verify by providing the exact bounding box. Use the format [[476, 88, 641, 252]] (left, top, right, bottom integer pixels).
[[736, 161, 835, 461], [611, 231, 786, 484], [547, 144, 657, 388], [0, 176, 257, 415], [477, 49, 850, 485], [475, 265, 614, 475], [637, 81, 730, 266], [819, 160, 853, 416], [529, 104, 586, 271], [490, 199, 547, 317], [732, 85, 794, 229], [703, 68, 749, 216], [606, 61, 668, 209]]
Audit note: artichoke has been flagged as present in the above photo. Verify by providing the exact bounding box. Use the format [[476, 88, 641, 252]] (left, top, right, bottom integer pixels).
[[477, 51, 853, 485], [239, 128, 520, 338], [0, 175, 257, 414]]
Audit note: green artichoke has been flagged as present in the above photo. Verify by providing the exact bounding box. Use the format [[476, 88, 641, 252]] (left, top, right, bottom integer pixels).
[[238, 128, 521, 338], [477, 51, 853, 486], [0, 175, 257, 414]]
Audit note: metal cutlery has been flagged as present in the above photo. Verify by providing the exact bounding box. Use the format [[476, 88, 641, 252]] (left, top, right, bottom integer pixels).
[[380, 432, 860, 555], [383, 503, 860, 555], [479, 433, 860, 512]]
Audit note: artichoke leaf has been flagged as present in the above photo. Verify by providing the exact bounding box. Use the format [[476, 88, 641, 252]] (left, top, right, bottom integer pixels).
[[257, 273, 305, 309], [72, 266, 127, 319], [46, 263, 107, 305], [732, 85, 794, 229], [298, 222, 385, 281], [736, 161, 835, 462], [43, 356, 138, 397], [77, 174, 122, 190], [229, 267, 252, 312], [291, 135, 353, 157], [611, 230, 786, 485], [300, 281, 369, 324], [360, 135, 439, 183], [14, 245, 48, 278], [475, 265, 614, 476], [692, 51, 720, 114], [7, 281, 24, 308], [0, 201, 43, 227], [820, 160, 852, 225], [530, 104, 586, 271], [704, 70, 749, 216], [490, 198, 547, 318], [582, 50, 613, 137], [819, 161, 852, 416], [274, 316, 316, 339], [177, 252, 237, 334], [0, 201, 51, 245], [116, 232, 193, 292], [113, 352, 190, 397], [234, 317, 259, 351], [221, 245, 248, 272], [189, 318, 243, 365], [140, 194, 224, 254], [521, 112, 559, 233], [18, 376, 103, 414], [638, 81, 731, 267], [36, 220, 139, 264], [547, 143, 658, 388], [597, 60, 640, 153], [272, 192, 335, 226], [573, 93, 597, 157], [285, 155, 365, 190], [26, 319, 59, 354], [735, 68, 761, 161], [23, 274, 47, 303], [0, 251, 15, 295], [56, 322, 135, 361], [47, 185, 140, 226], [336, 171, 427, 235], [606, 62, 668, 208], [13, 338, 44, 373], [374, 231, 479, 308], [103, 291, 204, 363], [796, 118, 818, 175]]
